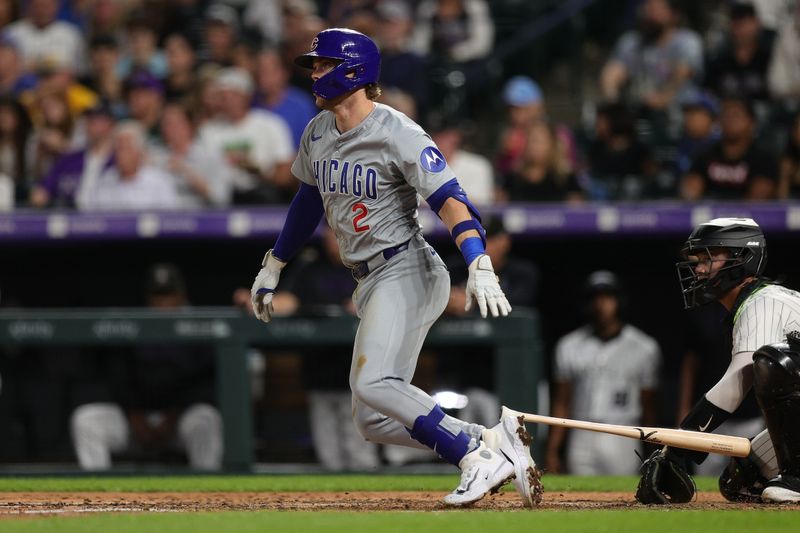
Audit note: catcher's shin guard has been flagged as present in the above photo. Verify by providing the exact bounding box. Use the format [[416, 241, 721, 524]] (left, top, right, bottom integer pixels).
[[753, 338, 800, 478]]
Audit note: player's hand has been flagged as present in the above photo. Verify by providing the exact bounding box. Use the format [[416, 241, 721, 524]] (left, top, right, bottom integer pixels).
[[250, 249, 286, 323], [465, 254, 512, 318]]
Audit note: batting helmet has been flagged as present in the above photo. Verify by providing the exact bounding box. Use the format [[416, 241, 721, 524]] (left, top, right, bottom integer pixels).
[[294, 28, 381, 100], [676, 217, 767, 309]]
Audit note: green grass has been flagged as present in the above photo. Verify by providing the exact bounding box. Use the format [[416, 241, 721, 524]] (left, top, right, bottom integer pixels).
[[1, 510, 798, 533], [0, 474, 720, 493]]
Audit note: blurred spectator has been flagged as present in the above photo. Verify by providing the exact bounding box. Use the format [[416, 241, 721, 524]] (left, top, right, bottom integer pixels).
[[30, 101, 114, 208], [3, 0, 87, 75], [125, 69, 165, 143], [80, 35, 124, 117], [26, 89, 77, 183], [282, 4, 326, 92], [500, 121, 584, 204], [155, 102, 231, 208], [545, 270, 660, 475], [496, 75, 578, 179], [600, 0, 703, 113], [20, 54, 99, 121], [586, 102, 659, 200], [164, 33, 198, 103], [70, 263, 223, 471], [0, 97, 32, 205], [198, 67, 294, 205], [750, 0, 798, 33], [496, 75, 544, 176], [188, 64, 223, 129], [85, 0, 129, 44], [116, 10, 168, 80], [242, 0, 284, 45], [430, 117, 495, 206], [680, 96, 778, 201], [778, 113, 800, 198], [375, 0, 431, 117], [200, 3, 239, 68], [0, 0, 20, 29], [704, 2, 774, 105], [674, 91, 720, 177], [80, 120, 179, 211], [253, 46, 317, 150], [767, 2, 800, 103], [410, 0, 494, 64], [0, 36, 34, 97], [326, 0, 378, 28]]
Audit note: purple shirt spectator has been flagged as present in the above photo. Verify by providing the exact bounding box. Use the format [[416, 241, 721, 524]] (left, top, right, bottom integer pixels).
[[39, 148, 113, 207]]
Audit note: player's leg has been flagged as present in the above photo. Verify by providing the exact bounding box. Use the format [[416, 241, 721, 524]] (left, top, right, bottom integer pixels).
[[70, 402, 128, 470], [751, 341, 800, 502], [177, 403, 223, 470], [349, 244, 513, 504], [719, 428, 777, 502]]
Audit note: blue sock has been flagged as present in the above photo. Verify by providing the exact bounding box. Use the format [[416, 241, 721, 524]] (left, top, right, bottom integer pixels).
[[409, 405, 471, 465]]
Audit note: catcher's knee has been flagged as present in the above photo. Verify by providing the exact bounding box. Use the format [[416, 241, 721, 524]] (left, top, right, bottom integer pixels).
[[718, 455, 767, 502]]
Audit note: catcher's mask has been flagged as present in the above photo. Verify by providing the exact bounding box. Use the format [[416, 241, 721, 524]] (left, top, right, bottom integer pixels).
[[676, 217, 766, 309], [294, 28, 381, 100]]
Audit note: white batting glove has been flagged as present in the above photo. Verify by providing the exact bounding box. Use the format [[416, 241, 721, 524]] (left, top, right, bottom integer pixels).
[[465, 254, 512, 318], [250, 249, 286, 323]]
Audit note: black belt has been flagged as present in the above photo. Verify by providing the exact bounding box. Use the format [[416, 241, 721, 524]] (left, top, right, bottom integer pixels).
[[351, 241, 411, 280]]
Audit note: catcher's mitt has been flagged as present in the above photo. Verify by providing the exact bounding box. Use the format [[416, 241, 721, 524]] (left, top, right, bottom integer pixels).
[[635, 448, 696, 504]]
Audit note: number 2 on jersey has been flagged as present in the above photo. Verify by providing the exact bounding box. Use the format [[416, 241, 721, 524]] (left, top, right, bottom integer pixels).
[[352, 203, 370, 233]]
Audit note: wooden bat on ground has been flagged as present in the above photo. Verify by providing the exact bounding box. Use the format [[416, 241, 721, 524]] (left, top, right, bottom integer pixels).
[[502, 406, 751, 458]]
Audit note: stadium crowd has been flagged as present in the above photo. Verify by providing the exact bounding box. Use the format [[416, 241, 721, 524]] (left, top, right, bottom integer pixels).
[[0, 0, 799, 213]]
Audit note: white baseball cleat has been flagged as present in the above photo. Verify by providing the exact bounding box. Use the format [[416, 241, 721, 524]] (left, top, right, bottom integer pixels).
[[443, 442, 514, 506], [483, 406, 543, 507], [762, 475, 800, 503]]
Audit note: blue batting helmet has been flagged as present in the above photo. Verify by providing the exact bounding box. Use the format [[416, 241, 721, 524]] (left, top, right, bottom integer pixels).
[[294, 28, 381, 100]]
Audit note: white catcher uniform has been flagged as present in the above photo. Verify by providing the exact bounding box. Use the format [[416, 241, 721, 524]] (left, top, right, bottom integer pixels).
[[554, 324, 661, 475], [706, 283, 800, 480]]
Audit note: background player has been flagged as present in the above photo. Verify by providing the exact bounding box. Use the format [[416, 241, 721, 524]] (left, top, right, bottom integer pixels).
[[636, 217, 800, 504], [248, 28, 540, 507], [546, 270, 660, 475]]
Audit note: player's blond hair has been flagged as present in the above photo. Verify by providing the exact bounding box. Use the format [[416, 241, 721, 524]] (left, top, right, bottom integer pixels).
[[365, 84, 382, 101]]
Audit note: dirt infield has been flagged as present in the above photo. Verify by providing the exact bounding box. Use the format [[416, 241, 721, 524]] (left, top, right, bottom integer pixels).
[[1, 491, 798, 515]]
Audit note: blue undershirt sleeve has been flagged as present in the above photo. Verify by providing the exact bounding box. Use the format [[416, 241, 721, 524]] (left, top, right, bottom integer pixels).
[[272, 183, 325, 262]]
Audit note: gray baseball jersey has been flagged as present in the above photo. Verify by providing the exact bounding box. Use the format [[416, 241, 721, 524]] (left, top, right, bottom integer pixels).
[[291, 103, 455, 267]]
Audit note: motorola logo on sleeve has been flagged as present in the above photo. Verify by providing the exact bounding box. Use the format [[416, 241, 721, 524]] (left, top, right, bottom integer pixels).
[[420, 147, 447, 173]]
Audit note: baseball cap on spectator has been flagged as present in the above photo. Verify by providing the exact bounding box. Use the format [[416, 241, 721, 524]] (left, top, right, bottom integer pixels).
[[214, 67, 254, 94], [206, 3, 239, 28], [729, 1, 757, 19], [681, 91, 719, 116], [377, 0, 411, 20], [82, 99, 114, 118], [125, 69, 165, 95], [146, 263, 186, 296], [89, 34, 118, 50], [502, 76, 542, 107]]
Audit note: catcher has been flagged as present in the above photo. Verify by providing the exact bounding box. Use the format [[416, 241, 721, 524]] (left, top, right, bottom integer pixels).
[[637, 217, 800, 504]]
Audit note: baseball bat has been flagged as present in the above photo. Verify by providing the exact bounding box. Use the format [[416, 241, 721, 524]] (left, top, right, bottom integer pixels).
[[502, 406, 751, 457]]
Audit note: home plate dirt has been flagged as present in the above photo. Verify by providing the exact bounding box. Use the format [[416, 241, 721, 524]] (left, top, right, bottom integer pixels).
[[1, 491, 798, 515]]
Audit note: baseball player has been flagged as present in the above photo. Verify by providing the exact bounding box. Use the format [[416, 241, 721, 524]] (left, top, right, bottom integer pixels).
[[249, 28, 539, 507], [547, 270, 660, 475], [636, 217, 800, 504]]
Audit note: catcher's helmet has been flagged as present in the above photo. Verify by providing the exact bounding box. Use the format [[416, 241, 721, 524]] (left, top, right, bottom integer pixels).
[[676, 217, 766, 309], [294, 28, 380, 100]]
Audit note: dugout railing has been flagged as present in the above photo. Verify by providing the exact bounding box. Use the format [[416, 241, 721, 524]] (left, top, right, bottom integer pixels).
[[0, 308, 543, 471]]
